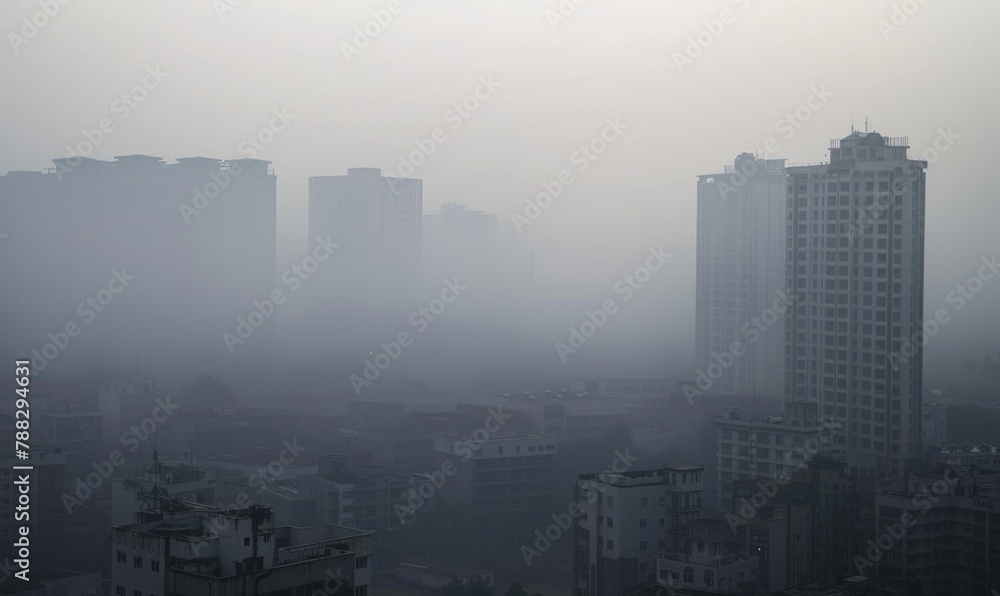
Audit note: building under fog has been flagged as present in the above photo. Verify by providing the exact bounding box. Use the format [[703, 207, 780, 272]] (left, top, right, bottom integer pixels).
[[786, 131, 927, 477], [696, 154, 788, 401], [0, 156, 278, 378]]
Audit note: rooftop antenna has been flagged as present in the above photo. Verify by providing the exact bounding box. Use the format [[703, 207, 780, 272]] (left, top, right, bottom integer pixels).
[[865, 116, 869, 133], [851, 108, 855, 133]]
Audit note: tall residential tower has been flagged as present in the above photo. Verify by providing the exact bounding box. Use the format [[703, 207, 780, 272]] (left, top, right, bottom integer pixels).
[[786, 131, 926, 477]]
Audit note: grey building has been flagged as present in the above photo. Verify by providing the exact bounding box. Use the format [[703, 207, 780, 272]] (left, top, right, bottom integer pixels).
[[696, 154, 788, 401]]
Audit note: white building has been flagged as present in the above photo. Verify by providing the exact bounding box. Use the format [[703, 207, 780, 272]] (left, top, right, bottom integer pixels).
[[786, 131, 927, 477], [573, 465, 704, 595], [696, 154, 788, 401]]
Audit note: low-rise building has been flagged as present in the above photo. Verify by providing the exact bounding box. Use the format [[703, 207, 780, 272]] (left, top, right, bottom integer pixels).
[[111, 501, 371, 596], [573, 465, 705, 596], [657, 517, 760, 594]]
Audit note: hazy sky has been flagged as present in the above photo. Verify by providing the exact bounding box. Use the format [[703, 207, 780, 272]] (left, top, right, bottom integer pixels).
[[3, 0, 999, 379]]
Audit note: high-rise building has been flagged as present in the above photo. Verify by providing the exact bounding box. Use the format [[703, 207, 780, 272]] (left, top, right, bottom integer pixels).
[[0, 156, 278, 379], [573, 465, 705, 596], [696, 154, 788, 400], [308, 167, 422, 282], [785, 131, 927, 477]]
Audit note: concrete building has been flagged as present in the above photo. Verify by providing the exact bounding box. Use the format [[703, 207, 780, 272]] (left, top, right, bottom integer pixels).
[[786, 131, 928, 477], [112, 460, 217, 525], [336, 428, 435, 475], [656, 517, 760, 594], [728, 457, 858, 592], [0, 156, 278, 378], [921, 402, 948, 447], [263, 453, 411, 533], [111, 502, 370, 596], [714, 402, 841, 510], [432, 431, 557, 515], [573, 465, 705, 595], [463, 391, 629, 442], [696, 154, 789, 400], [308, 167, 422, 280], [34, 398, 103, 469], [870, 463, 1000, 596]]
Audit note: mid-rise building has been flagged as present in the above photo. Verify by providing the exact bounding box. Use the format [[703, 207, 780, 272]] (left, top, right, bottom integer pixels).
[[870, 463, 1000, 596], [656, 516, 760, 594], [714, 401, 841, 510], [111, 501, 371, 596], [921, 402, 948, 447], [112, 459, 217, 525], [696, 154, 789, 400], [785, 131, 927, 477], [573, 465, 705, 595]]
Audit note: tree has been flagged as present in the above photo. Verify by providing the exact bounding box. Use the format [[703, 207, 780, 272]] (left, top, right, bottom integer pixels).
[[440, 576, 493, 596], [505, 582, 530, 596]]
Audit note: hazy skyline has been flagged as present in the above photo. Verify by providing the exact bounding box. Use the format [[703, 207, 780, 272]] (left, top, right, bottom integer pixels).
[[3, 0, 998, 385]]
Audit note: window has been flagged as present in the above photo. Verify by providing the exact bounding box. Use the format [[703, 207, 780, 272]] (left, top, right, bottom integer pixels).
[[606, 495, 613, 506], [639, 519, 647, 528], [607, 517, 613, 528], [133, 556, 142, 569], [704, 570, 715, 588], [640, 497, 648, 506], [116, 551, 126, 564], [151, 560, 160, 572], [658, 519, 665, 527], [639, 540, 648, 550], [244, 537, 251, 546], [606, 539, 613, 549], [356, 556, 369, 569], [116, 587, 125, 596], [684, 566, 694, 584]]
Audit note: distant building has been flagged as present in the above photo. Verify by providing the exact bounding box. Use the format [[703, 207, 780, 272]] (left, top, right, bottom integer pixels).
[[714, 401, 841, 510], [263, 453, 411, 533], [921, 402, 948, 447], [573, 465, 705, 595], [111, 502, 370, 596], [308, 167, 422, 281], [0, 448, 67, 571], [0, 569, 101, 595], [432, 431, 557, 516], [696, 154, 788, 401], [0, 156, 278, 376]]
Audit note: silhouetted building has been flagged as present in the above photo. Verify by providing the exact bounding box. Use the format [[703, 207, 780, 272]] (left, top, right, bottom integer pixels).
[[696, 154, 788, 401]]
